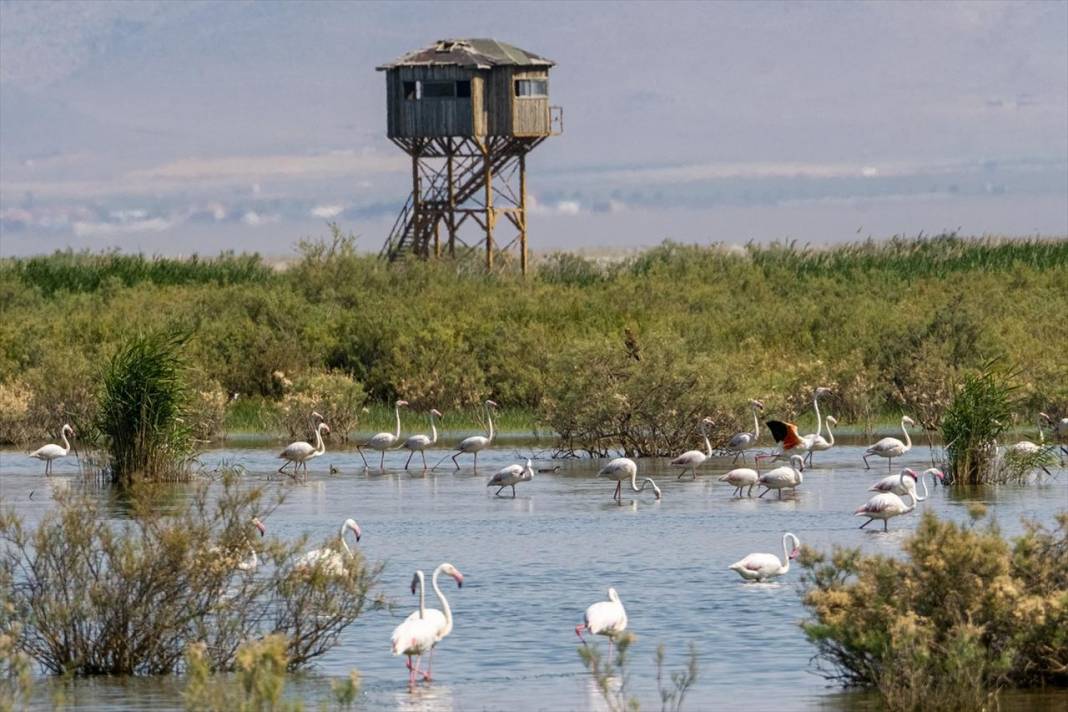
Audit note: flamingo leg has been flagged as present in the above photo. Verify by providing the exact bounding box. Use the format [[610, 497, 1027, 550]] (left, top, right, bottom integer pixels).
[[357, 447, 369, 468], [512, 484, 517, 498], [404, 451, 414, 469], [777, 488, 783, 500], [575, 624, 587, 645], [747, 484, 754, 497], [888, 457, 893, 472], [758, 487, 769, 498], [421, 451, 428, 469], [883, 519, 889, 532], [863, 454, 871, 469], [473, 451, 478, 470], [452, 452, 461, 469], [495, 486, 504, 496], [380, 450, 386, 470], [613, 480, 622, 500], [424, 648, 433, 681], [859, 517, 873, 529]]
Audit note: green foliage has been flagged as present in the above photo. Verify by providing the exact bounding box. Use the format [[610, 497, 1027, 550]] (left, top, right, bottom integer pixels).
[[0, 475, 381, 677], [277, 370, 366, 440], [96, 331, 196, 484], [941, 363, 1016, 485], [798, 510, 1068, 711], [2, 234, 1066, 446], [185, 635, 301, 712], [578, 633, 699, 712]]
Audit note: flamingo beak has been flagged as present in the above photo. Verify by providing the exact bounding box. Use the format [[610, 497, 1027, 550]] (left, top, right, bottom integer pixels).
[[790, 548, 800, 560], [350, 523, 362, 542], [254, 519, 266, 537], [453, 572, 464, 588]]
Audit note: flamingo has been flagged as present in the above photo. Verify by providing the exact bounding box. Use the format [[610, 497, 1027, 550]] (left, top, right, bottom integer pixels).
[[728, 532, 801, 582], [804, 415, 837, 466], [597, 457, 661, 502], [443, 399, 497, 470], [719, 464, 760, 497], [870, 467, 943, 499], [208, 517, 266, 573], [29, 424, 76, 476], [294, 518, 361, 575], [765, 420, 809, 461], [391, 571, 439, 686], [402, 408, 442, 470], [756, 454, 804, 499], [358, 399, 409, 470], [575, 587, 627, 656], [487, 458, 534, 497], [863, 416, 915, 471], [855, 469, 918, 531], [727, 400, 764, 463], [1040, 412, 1068, 460], [395, 563, 464, 682], [277, 421, 330, 479], [671, 417, 714, 480], [1001, 420, 1053, 475]]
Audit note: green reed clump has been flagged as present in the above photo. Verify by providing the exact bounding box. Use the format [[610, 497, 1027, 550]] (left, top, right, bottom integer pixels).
[[941, 364, 1016, 485], [0, 474, 381, 677], [96, 331, 196, 484], [579, 632, 699, 712], [798, 509, 1068, 711]]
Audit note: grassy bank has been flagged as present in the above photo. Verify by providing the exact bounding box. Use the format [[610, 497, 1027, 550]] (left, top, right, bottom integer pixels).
[[2, 232, 1066, 448]]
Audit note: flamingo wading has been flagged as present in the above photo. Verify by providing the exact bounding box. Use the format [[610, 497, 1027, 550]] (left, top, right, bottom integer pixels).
[[392, 563, 464, 684], [756, 454, 805, 499], [671, 417, 714, 479], [402, 408, 442, 470], [295, 518, 361, 575], [278, 421, 329, 478], [729, 532, 801, 582], [870, 467, 943, 500], [442, 399, 497, 470], [29, 424, 76, 476], [487, 459, 534, 497], [855, 469, 918, 531], [863, 416, 915, 471], [719, 464, 760, 498], [358, 399, 408, 470], [727, 400, 764, 463], [575, 587, 627, 655], [804, 413, 837, 466], [597, 458, 661, 502]]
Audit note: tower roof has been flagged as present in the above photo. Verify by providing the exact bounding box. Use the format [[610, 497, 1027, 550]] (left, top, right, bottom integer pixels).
[[376, 39, 554, 71]]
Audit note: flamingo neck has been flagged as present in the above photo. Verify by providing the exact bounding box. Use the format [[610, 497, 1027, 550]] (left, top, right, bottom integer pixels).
[[417, 571, 426, 619], [485, 403, 495, 442], [812, 395, 823, 436], [339, 523, 351, 555], [429, 413, 438, 445], [751, 406, 760, 439], [60, 427, 71, 455], [701, 422, 712, 457], [314, 425, 326, 456], [900, 419, 912, 450], [915, 473, 930, 501], [431, 565, 453, 637], [825, 419, 835, 446], [779, 534, 794, 573], [392, 404, 402, 440]]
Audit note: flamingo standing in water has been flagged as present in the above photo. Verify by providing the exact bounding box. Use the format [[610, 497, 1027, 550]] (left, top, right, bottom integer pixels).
[[727, 400, 764, 463], [670, 417, 714, 479], [1040, 412, 1068, 460], [294, 518, 361, 575], [597, 458, 661, 502], [402, 408, 442, 470], [29, 424, 76, 476], [804, 415, 837, 466], [575, 587, 627, 655], [442, 400, 497, 470], [729, 532, 801, 582], [870, 467, 943, 499], [278, 422, 330, 479], [756, 454, 804, 499], [855, 469, 918, 531], [719, 463, 760, 497], [863, 416, 915, 471], [487, 459, 534, 497], [358, 400, 408, 470], [393, 563, 464, 684], [391, 571, 438, 686]]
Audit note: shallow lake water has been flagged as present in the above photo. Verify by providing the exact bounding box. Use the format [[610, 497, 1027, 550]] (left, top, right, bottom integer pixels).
[[2, 437, 1066, 711]]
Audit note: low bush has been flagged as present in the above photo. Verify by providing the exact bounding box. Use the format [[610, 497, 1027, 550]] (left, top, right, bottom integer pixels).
[[941, 364, 1016, 485], [0, 475, 381, 677], [277, 370, 366, 440], [798, 508, 1068, 711], [579, 633, 699, 712]]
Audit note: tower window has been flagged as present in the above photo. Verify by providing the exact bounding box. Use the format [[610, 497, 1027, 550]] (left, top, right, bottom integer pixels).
[[456, 80, 471, 98], [403, 81, 417, 100], [421, 81, 456, 98], [514, 79, 547, 97]]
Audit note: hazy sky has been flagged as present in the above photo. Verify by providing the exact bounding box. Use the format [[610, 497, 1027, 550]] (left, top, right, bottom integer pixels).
[[1, 0, 1065, 256]]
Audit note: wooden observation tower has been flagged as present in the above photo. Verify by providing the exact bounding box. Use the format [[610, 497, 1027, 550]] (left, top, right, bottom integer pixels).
[[377, 39, 561, 273]]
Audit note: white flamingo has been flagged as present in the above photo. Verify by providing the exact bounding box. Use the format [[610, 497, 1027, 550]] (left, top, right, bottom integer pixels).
[[395, 563, 464, 682], [863, 416, 915, 471], [294, 518, 361, 575], [756, 454, 804, 499], [855, 469, 918, 531], [870, 467, 943, 499], [487, 458, 534, 497], [575, 587, 627, 655], [443, 399, 497, 470], [402, 408, 442, 470], [804, 415, 837, 466], [719, 464, 760, 497], [391, 571, 439, 686], [597, 457, 661, 502], [358, 399, 408, 470], [1040, 412, 1068, 460], [209, 517, 266, 573], [671, 417, 714, 480], [29, 424, 76, 476], [727, 400, 764, 463], [277, 422, 330, 478], [729, 532, 801, 582]]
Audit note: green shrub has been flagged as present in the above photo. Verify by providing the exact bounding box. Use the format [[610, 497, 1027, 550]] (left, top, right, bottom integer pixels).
[[941, 363, 1016, 485], [277, 370, 366, 440], [798, 509, 1068, 711], [96, 331, 196, 484]]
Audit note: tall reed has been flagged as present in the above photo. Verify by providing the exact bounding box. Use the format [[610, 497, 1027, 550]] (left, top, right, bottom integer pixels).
[[941, 363, 1015, 485]]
